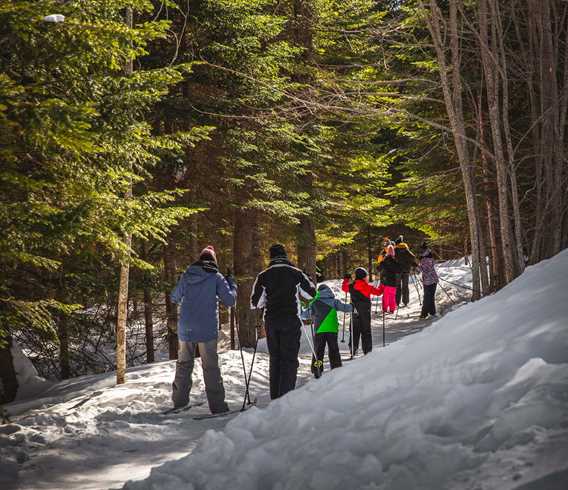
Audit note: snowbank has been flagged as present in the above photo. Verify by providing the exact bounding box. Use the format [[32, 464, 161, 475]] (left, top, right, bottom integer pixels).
[[11, 342, 54, 401], [124, 250, 568, 490]]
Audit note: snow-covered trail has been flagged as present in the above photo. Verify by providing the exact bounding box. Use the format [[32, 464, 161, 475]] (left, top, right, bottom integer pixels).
[[2, 354, 313, 490], [2, 262, 472, 490], [124, 252, 568, 490]]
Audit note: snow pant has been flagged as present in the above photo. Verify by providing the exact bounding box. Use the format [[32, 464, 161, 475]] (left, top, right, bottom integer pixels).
[[265, 317, 301, 400], [396, 272, 410, 306], [382, 286, 397, 313], [421, 283, 437, 317], [349, 306, 372, 356], [312, 332, 342, 377], [172, 339, 229, 413]]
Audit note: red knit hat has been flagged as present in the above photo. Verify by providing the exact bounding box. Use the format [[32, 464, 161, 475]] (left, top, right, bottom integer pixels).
[[199, 245, 217, 263]]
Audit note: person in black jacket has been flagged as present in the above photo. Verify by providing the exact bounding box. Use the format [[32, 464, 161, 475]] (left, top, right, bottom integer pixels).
[[378, 245, 402, 313], [250, 244, 316, 399], [394, 236, 418, 307]]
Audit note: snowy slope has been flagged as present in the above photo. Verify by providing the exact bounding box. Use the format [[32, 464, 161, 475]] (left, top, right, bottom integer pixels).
[[123, 250, 568, 490], [0, 352, 312, 490]]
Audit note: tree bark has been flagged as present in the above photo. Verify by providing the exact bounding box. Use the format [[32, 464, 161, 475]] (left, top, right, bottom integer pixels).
[[163, 240, 178, 360], [57, 315, 71, 379], [0, 336, 18, 404], [292, 0, 318, 283], [479, 0, 518, 283], [233, 208, 261, 347], [424, 0, 484, 299], [143, 286, 154, 363], [116, 6, 134, 385]]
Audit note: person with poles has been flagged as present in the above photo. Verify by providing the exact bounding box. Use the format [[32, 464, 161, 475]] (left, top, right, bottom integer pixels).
[[302, 280, 352, 378], [170, 245, 237, 413], [342, 267, 383, 356], [250, 244, 316, 400], [418, 242, 439, 319], [394, 235, 418, 307], [378, 244, 401, 314]]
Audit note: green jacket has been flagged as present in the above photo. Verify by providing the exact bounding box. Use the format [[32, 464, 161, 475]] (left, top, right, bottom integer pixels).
[[303, 284, 352, 334]]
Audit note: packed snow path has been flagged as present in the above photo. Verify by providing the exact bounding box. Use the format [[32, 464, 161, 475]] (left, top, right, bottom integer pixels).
[[2, 262, 472, 490], [122, 252, 568, 490]]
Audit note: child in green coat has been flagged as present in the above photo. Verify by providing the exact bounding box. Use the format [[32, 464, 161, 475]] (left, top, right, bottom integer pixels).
[[303, 283, 353, 378]]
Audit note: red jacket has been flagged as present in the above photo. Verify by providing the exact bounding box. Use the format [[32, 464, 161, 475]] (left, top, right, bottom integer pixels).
[[342, 278, 384, 298]]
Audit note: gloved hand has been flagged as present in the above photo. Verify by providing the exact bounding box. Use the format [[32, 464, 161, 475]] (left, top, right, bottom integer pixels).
[[225, 268, 236, 285]]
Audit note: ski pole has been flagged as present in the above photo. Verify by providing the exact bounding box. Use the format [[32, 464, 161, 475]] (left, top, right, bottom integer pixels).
[[234, 304, 252, 405], [340, 292, 347, 342], [438, 276, 474, 291], [373, 278, 381, 316], [301, 320, 320, 372], [382, 310, 386, 347], [438, 282, 456, 306], [241, 325, 260, 411], [349, 312, 354, 359], [411, 273, 422, 305]]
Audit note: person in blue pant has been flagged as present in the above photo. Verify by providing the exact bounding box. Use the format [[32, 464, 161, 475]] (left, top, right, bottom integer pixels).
[[170, 245, 237, 413]]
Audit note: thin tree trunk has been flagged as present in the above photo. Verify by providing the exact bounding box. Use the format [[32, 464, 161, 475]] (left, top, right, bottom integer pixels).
[[143, 287, 154, 363], [163, 240, 178, 360], [0, 336, 18, 403], [492, 0, 525, 273], [116, 6, 134, 385], [479, 0, 517, 283], [424, 0, 483, 299], [57, 315, 71, 379], [233, 208, 260, 347]]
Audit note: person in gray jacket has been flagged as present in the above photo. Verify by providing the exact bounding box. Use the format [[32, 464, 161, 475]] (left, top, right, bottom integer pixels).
[[170, 245, 237, 412]]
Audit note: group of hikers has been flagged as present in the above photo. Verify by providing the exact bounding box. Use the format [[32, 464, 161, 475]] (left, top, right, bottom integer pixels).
[[169, 238, 439, 414]]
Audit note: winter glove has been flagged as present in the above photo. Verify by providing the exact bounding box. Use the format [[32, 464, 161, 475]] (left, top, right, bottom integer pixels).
[[225, 268, 236, 287]]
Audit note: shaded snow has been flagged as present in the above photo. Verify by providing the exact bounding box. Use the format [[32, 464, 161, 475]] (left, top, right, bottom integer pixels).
[[122, 251, 568, 490]]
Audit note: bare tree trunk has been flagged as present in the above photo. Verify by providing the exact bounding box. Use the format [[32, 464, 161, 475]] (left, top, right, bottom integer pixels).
[[292, 0, 318, 283], [479, 0, 518, 283], [492, 0, 526, 273], [140, 242, 154, 363], [116, 6, 134, 385], [163, 241, 178, 360], [297, 211, 317, 281], [424, 0, 484, 299], [0, 336, 18, 403], [57, 315, 71, 379], [341, 247, 350, 276], [233, 209, 261, 347], [143, 287, 154, 363]]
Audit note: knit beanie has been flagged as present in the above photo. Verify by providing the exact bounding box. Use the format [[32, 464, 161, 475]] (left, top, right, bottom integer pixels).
[[269, 243, 287, 259], [199, 245, 217, 264], [355, 267, 368, 280]]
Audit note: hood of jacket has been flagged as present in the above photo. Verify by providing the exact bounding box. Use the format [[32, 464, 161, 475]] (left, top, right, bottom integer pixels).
[[316, 283, 335, 300], [184, 260, 219, 285]]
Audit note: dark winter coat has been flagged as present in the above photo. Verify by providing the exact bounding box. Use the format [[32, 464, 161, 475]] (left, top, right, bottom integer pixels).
[[395, 243, 417, 273], [250, 257, 316, 323], [171, 260, 237, 342], [378, 256, 402, 287], [341, 278, 383, 317]]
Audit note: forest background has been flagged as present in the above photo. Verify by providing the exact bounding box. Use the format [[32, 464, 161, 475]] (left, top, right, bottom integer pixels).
[[1, 0, 566, 396]]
